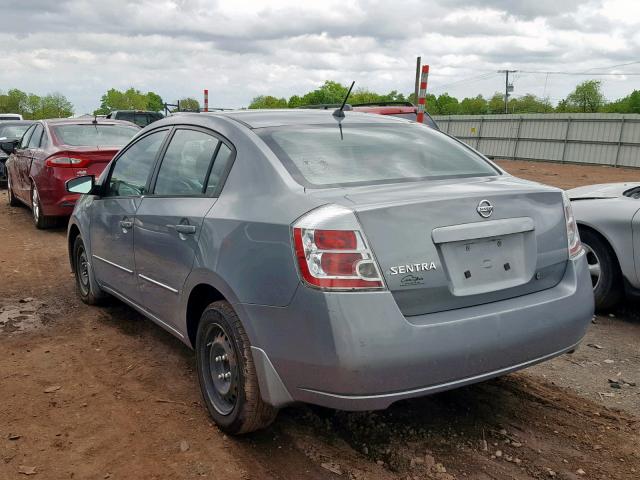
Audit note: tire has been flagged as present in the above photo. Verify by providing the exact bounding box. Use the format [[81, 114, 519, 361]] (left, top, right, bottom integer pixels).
[[31, 184, 57, 229], [580, 228, 623, 311], [196, 301, 277, 434], [73, 235, 106, 305], [7, 172, 19, 207]]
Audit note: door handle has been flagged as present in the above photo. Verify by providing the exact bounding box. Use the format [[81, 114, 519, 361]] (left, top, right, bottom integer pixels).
[[119, 219, 133, 229], [174, 224, 196, 235]]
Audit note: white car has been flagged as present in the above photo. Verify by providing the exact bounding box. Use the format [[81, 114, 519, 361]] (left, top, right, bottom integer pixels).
[[0, 113, 23, 121]]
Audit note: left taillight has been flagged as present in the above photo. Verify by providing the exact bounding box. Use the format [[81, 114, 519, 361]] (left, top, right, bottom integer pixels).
[[292, 204, 385, 290], [45, 156, 88, 168], [563, 192, 583, 259]]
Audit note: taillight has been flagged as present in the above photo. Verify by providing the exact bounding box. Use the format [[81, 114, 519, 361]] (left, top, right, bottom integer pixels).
[[45, 156, 88, 168], [563, 192, 583, 259], [292, 205, 385, 290]]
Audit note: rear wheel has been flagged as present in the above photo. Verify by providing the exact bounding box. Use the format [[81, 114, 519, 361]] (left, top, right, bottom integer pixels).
[[196, 301, 277, 434], [580, 228, 622, 311], [7, 172, 19, 206], [31, 185, 57, 229]]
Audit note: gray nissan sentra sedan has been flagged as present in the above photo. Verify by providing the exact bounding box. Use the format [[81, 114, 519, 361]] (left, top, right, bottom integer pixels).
[[66, 109, 594, 434]]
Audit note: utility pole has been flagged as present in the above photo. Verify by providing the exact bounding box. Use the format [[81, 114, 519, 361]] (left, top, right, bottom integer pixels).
[[414, 56, 421, 102], [498, 70, 517, 113]]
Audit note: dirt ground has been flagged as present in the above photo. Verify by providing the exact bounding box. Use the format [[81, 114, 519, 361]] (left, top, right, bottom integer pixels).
[[1, 161, 640, 480]]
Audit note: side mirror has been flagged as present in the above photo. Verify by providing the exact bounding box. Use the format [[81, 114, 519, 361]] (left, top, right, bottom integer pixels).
[[66, 175, 96, 195], [0, 139, 18, 154]]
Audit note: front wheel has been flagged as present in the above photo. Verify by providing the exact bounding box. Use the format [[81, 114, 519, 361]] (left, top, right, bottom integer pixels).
[[580, 228, 622, 311], [196, 301, 277, 434], [73, 235, 106, 305], [7, 172, 19, 206]]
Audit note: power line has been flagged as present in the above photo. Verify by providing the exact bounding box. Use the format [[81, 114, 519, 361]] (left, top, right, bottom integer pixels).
[[519, 70, 640, 76], [430, 72, 498, 91]]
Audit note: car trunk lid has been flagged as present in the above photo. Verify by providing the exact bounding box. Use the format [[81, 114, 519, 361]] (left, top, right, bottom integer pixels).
[[313, 176, 569, 316]]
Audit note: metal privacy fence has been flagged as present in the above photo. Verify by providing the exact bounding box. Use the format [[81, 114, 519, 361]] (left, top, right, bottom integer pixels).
[[432, 113, 640, 168]]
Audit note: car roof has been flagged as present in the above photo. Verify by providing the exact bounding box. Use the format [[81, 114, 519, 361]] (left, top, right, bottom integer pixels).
[[212, 109, 408, 129], [40, 118, 140, 127], [0, 120, 34, 126]]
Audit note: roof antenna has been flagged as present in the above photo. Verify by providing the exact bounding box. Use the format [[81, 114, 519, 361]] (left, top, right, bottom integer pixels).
[[92, 113, 98, 125], [333, 81, 355, 118]]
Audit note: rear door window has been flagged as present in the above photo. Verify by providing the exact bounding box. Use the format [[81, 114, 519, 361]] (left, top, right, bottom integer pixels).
[[205, 143, 234, 195], [153, 129, 219, 196], [106, 130, 168, 197], [27, 125, 43, 148], [19, 125, 35, 149]]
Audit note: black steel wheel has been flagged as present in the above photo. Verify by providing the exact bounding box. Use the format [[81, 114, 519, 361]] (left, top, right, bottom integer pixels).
[[196, 301, 277, 434], [73, 235, 106, 305]]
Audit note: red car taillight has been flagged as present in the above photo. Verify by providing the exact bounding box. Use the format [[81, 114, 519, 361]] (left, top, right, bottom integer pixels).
[[45, 155, 89, 168], [292, 205, 385, 290]]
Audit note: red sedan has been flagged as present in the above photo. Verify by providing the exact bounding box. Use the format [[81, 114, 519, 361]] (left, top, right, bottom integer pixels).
[[2, 118, 140, 228]]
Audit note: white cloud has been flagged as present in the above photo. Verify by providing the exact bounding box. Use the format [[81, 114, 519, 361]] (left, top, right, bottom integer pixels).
[[1, 0, 639, 113]]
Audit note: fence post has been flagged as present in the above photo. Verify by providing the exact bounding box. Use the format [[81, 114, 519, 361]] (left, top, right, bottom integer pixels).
[[614, 117, 625, 168], [513, 116, 523, 160], [476, 116, 484, 150], [561, 117, 571, 163]]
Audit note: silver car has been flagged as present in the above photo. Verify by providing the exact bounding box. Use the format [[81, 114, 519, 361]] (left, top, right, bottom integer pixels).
[[66, 110, 593, 434], [568, 182, 640, 309]]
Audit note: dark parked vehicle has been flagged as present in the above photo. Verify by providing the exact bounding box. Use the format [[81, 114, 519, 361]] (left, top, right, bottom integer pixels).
[[2, 118, 139, 228], [66, 110, 592, 434], [0, 121, 34, 185], [106, 110, 164, 127]]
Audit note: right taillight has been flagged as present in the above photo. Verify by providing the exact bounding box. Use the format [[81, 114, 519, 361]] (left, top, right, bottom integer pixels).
[[563, 192, 583, 259], [45, 155, 88, 168], [292, 205, 385, 290]]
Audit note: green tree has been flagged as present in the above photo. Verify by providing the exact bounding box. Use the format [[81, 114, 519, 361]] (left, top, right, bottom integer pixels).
[[40, 93, 74, 118], [95, 88, 163, 114], [177, 97, 201, 111], [299, 81, 348, 106], [563, 80, 605, 112], [248, 95, 287, 109], [287, 95, 303, 108], [146, 91, 164, 112], [458, 95, 488, 115], [488, 92, 505, 114], [434, 93, 459, 115], [509, 94, 553, 113]]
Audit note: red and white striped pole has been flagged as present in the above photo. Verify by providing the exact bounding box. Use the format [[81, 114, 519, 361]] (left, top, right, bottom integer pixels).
[[416, 64, 429, 124], [204, 89, 209, 112]]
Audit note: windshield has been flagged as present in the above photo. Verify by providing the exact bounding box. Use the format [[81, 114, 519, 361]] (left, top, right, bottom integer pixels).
[[0, 124, 31, 139], [258, 123, 498, 188], [50, 124, 139, 147]]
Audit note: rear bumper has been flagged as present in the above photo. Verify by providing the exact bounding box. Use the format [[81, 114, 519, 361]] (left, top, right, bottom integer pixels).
[[36, 169, 80, 216], [239, 253, 593, 410]]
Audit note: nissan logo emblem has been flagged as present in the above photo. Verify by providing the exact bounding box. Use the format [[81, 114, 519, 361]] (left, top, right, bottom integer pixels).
[[477, 199, 494, 218]]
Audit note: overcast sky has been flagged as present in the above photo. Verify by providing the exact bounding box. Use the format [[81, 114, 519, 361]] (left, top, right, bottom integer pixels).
[[1, 0, 639, 114]]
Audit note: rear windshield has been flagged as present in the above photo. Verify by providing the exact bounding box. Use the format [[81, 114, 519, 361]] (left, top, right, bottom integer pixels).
[[0, 124, 31, 139], [258, 123, 498, 188], [50, 124, 139, 146]]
